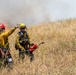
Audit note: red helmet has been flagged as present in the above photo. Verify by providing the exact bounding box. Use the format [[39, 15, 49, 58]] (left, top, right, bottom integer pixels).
[[0, 24, 5, 30]]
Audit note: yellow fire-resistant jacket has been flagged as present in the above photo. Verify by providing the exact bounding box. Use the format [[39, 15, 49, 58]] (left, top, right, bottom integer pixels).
[[0, 27, 17, 48], [15, 31, 30, 51]]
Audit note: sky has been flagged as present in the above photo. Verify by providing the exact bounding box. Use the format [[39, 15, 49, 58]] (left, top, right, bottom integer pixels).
[[0, 0, 76, 26]]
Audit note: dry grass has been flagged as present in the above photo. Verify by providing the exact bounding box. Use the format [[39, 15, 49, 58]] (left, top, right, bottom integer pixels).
[[0, 19, 76, 75]]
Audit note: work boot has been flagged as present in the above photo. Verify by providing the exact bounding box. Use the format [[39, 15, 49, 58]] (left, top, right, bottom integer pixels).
[[30, 53, 34, 62]]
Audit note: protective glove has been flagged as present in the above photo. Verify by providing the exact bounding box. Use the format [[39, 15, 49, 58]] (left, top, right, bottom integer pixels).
[[20, 50, 25, 53], [21, 47, 25, 50]]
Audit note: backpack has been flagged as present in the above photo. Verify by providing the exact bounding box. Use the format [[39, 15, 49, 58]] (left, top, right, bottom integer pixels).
[[15, 31, 30, 50]]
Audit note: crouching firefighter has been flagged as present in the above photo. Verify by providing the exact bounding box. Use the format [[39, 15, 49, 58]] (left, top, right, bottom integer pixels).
[[15, 23, 34, 62]]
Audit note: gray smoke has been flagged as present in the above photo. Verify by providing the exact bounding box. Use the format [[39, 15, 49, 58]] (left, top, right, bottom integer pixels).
[[0, 0, 76, 26]]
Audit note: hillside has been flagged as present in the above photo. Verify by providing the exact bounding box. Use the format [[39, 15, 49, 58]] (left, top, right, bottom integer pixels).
[[0, 19, 76, 75]]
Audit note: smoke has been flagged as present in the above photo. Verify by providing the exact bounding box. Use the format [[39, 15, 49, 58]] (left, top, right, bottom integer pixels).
[[0, 0, 76, 26]]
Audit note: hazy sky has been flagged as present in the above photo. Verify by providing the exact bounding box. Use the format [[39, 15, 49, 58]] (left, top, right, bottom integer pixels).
[[0, 0, 76, 26]]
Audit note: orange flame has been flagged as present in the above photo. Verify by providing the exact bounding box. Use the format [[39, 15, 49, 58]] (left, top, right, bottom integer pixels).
[[4, 24, 9, 31]]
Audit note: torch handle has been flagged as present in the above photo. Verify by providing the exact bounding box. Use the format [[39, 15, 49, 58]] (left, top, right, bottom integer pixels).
[[38, 42, 45, 46]]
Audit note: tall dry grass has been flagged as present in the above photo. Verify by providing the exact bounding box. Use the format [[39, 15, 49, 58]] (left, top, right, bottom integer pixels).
[[0, 19, 76, 75]]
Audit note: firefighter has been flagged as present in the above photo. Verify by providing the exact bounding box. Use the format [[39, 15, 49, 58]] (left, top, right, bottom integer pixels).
[[0, 23, 18, 48], [15, 23, 34, 62], [0, 24, 18, 66]]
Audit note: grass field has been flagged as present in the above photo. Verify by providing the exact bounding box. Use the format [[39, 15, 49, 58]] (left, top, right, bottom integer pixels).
[[0, 19, 76, 75]]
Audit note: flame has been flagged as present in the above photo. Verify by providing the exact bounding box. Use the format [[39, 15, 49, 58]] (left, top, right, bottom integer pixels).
[[4, 24, 9, 31]]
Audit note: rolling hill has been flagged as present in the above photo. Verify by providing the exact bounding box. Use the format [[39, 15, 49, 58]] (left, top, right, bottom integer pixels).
[[0, 19, 76, 75]]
